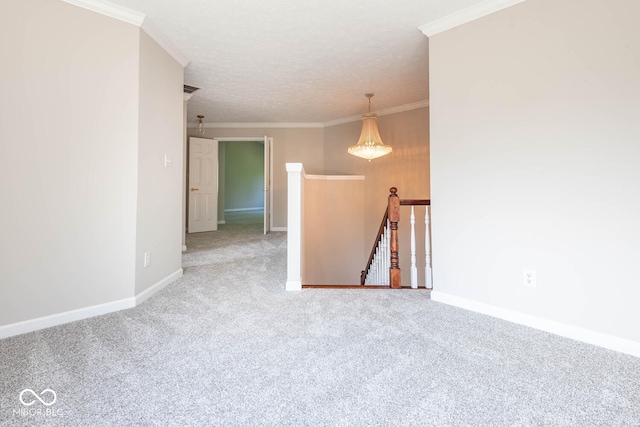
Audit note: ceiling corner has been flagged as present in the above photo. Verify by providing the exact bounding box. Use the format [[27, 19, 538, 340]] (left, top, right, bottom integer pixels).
[[419, 0, 526, 37], [60, 0, 144, 26]]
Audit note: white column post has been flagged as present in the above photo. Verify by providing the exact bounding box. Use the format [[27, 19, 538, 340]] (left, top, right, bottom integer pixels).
[[286, 163, 304, 291], [410, 206, 418, 289], [425, 205, 432, 290]]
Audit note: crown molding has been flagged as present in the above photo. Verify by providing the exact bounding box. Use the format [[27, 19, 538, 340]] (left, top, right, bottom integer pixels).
[[61, 0, 189, 68], [188, 122, 325, 129], [323, 99, 429, 127], [61, 0, 144, 25], [141, 18, 190, 67], [419, 0, 526, 37], [187, 99, 430, 129]]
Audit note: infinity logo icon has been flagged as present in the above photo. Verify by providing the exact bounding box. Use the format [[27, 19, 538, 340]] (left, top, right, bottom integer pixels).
[[19, 389, 57, 406]]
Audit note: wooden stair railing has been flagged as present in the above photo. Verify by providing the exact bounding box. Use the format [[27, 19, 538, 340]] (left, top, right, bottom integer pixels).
[[361, 187, 431, 289]]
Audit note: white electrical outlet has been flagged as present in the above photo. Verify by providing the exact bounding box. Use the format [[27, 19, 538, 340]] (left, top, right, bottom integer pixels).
[[144, 251, 151, 267], [522, 268, 536, 288]]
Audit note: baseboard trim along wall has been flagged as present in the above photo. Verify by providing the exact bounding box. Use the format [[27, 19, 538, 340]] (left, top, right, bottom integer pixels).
[[224, 207, 263, 212], [0, 269, 184, 340], [0, 297, 135, 340], [431, 291, 640, 358], [135, 269, 183, 305], [271, 227, 287, 232]]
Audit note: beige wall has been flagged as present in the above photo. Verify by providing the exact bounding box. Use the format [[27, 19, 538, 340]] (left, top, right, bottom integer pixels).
[[323, 108, 430, 281], [0, 0, 184, 329], [304, 178, 365, 285], [429, 0, 640, 342], [0, 0, 140, 325], [135, 31, 184, 294]]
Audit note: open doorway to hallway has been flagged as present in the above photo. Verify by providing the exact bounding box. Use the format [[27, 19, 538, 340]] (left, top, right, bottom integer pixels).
[[218, 140, 265, 228]]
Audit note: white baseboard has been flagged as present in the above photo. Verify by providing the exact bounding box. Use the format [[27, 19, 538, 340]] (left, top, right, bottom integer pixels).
[[271, 227, 287, 232], [286, 280, 302, 291], [431, 291, 640, 358], [0, 297, 135, 340], [135, 269, 183, 305], [217, 220, 226, 225], [224, 207, 263, 212], [181, 245, 187, 252], [0, 269, 184, 340]]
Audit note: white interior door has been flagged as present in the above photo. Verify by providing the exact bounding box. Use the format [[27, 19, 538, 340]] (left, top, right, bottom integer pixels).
[[263, 136, 272, 235], [188, 137, 218, 233]]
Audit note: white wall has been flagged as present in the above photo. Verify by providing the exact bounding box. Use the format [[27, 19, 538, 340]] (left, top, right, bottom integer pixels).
[[135, 31, 184, 294], [429, 0, 640, 351], [0, 0, 140, 326]]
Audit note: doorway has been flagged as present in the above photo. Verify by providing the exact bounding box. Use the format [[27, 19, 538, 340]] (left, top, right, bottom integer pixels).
[[187, 136, 272, 236]]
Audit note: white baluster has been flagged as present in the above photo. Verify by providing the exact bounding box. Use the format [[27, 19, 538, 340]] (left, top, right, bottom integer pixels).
[[385, 219, 390, 286], [410, 206, 418, 289], [425, 206, 432, 289], [374, 246, 382, 285], [380, 230, 387, 286]]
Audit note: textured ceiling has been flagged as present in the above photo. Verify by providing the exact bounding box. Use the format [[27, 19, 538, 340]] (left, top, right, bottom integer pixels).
[[105, 0, 491, 125]]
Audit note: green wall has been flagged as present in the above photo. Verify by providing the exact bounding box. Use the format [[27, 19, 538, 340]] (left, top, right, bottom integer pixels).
[[223, 141, 264, 211]]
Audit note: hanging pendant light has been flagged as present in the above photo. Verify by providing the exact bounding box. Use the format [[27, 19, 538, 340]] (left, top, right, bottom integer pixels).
[[196, 115, 205, 136], [348, 93, 392, 161]]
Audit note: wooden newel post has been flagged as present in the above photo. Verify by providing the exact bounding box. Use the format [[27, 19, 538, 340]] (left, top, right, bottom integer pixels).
[[388, 187, 401, 288]]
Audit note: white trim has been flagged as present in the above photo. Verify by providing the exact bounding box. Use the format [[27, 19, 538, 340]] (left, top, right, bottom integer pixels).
[[187, 100, 430, 129], [286, 280, 302, 291], [184, 93, 194, 101], [224, 207, 263, 212], [61, 0, 189, 68], [324, 100, 430, 127], [199, 122, 324, 129], [0, 297, 135, 340], [419, 0, 526, 37], [271, 227, 287, 232], [305, 174, 365, 181], [181, 245, 187, 251], [217, 220, 226, 225], [213, 136, 266, 142], [286, 163, 304, 292], [135, 269, 183, 305], [140, 18, 190, 67], [61, 0, 144, 25], [431, 291, 640, 359]]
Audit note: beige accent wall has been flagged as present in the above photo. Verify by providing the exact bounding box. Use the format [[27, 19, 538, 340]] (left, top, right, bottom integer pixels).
[[0, 0, 140, 325], [304, 178, 365, 285], [429, 0, 640, 342], [135, 31, 184, 294], [323, 108, 430, 282]]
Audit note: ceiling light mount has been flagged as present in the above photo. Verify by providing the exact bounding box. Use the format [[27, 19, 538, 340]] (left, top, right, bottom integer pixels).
[[347, 93, 392, 161], [197, 115, 205, 136]]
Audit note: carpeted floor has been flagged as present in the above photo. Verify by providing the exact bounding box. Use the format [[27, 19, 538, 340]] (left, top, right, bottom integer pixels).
[[1, 211, 639, 426]]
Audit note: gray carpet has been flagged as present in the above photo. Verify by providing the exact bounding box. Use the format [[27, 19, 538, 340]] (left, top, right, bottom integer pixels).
[[1, 211, 639, 426]]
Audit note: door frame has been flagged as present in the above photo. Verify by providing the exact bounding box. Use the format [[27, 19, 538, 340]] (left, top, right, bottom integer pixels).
[[185, 136, 273, 234]]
